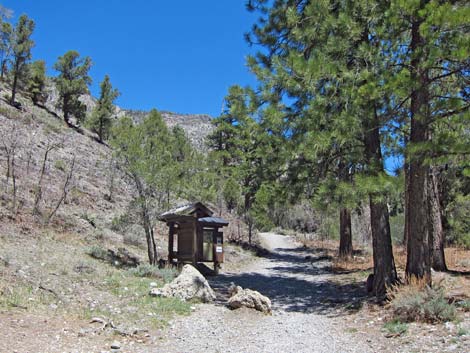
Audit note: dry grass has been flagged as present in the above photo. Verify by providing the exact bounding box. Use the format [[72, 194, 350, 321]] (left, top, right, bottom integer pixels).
[[304, 238, 470, 275], [387, 277, 457, 323]]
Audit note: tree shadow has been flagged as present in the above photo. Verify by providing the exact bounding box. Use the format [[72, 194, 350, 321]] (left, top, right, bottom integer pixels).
[[210, 245, 370, 316]]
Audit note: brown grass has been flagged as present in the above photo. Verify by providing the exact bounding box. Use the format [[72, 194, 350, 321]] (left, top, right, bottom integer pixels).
[[301, 236, 470, 276]]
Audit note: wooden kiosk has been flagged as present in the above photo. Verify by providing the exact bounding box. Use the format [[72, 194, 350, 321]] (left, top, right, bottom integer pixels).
[[159, 202, 229, 273]]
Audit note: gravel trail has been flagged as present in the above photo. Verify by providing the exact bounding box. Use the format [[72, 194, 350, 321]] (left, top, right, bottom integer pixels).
[[152, 232, 375, 353]]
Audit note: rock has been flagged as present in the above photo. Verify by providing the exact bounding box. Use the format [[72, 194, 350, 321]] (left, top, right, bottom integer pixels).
[[110, 341, 120, 349], [107, 248, 140, 267], [149, 264, 215, 302], [227, 284, 272, 314]]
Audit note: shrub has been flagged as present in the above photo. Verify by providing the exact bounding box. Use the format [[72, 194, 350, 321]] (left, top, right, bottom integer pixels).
[[54, 159, 66, 171], [455, 299, 470, 312], [86, 245, 108, 260], [389, 279, 457, 323], [129, 264, 178, 282], [383, 319, 408, 336], [123, 232, 143, 247]]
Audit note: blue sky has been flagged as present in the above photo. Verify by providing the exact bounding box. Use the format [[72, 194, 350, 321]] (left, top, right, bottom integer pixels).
[[3, 1, 258, 117]]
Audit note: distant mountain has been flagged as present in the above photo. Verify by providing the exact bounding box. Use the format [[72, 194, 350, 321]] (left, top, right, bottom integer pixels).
[[121, 109, 214, 152], [44, 80, 214, 151]]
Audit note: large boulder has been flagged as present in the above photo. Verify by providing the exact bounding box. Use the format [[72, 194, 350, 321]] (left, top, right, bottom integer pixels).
[[227, 284, 272, 314], [149, 264, 215, 303]]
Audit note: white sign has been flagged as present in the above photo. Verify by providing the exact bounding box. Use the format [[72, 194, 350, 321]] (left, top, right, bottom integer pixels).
[[216, 246, 223, 253]]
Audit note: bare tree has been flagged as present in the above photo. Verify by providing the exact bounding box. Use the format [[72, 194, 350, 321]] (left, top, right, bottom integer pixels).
[[33, 138, 62, 216], [46, 155, 75, 223], [0, 123, 20, 215]]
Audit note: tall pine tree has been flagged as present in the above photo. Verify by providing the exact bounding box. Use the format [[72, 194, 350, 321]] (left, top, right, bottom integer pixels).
[[10, 14, 34, 105], [88, 74, 119, 142], [53, 50, 92, 126]]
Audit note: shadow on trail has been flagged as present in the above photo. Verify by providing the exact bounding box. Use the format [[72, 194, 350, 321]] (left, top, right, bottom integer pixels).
[[209, 245, 369, 317]]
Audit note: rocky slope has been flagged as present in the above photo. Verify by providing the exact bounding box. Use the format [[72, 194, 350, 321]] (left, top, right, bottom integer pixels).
[[44, 80, 214, 151]]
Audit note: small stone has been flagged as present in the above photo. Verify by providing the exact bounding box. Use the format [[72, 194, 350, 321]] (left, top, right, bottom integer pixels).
[[110, 341, 120, 349], [149, 282, 158, 287]]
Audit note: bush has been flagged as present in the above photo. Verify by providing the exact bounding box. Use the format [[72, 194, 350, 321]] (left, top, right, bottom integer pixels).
[[389, 280, 457, 323], [123, 232, 144, 247], [129, 264, 178, 283], [86, 245, 108, 260], [54, 159, 66, 171], [383, 319, 408, 336]]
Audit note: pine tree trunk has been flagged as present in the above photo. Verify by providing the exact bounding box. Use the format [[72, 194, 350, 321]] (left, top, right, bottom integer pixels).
[[370, 198, 397, 298], [429, 166, 446, 271], [134, 175, 157, 265], [63, 95, 70, 125], [339, 208, 353, 258], [10, 60, 19, 104], [364, 107, 398, 299], [403, 161, 410, 247], [405, 11, 432, 285]]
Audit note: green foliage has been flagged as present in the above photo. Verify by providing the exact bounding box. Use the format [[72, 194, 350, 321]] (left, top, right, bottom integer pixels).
[[390, 213, 405, 245], [53, 159, 66, 172], [98, 271, 191, 328], [26, 60, 47, 104], [447, 194, 470, 249], [10, 14, 34, 104], [223, 177, 240, 212], [53, 50, 92, 125], [0, 20, 12, 78], [128, 264, 178, 282], [251, 183, 275, 231], [111, 110, 204, 262], [85, 245, 108, 260], [390, 284, 457, 323], [383, 319, 408, 336], [207, 85, 285, 237], [86, 74, 119, 142]]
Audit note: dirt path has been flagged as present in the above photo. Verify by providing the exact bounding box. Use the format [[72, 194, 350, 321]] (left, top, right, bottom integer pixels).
[[152, 232, 375, 353]]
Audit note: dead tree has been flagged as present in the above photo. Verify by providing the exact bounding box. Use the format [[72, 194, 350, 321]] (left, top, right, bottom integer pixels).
[[0, 124, 20, 215], [33, 139, 61, 215], [46, 155, 75, 223]]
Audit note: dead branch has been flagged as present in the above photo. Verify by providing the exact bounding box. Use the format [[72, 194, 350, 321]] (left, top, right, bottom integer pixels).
[[46, 154, 75, 223], [33, 139, 62, 216]]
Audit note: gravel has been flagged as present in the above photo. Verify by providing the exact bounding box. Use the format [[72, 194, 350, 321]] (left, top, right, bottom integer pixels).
[[151, 233, 376, 353]]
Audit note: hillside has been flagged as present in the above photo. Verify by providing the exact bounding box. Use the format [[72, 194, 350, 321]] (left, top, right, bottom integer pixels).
[[41, 80, 215, 151], [0, 82, 253, 350]]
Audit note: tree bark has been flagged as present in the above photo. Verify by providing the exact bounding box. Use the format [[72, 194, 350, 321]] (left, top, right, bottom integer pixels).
[[429, 166, 446, 271], [403, 161, 410, 247], [405, 8, 432, 285], [339, 208, 353, 258], [10, 60, 19, 104], [363, 106, 398, 299], [370, 198, 397, 297], [134, 175, 157, 265]]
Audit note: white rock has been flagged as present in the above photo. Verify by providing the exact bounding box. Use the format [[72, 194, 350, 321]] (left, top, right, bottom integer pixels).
[[227, 285, 272, 313], [149, 264, 215, 302]]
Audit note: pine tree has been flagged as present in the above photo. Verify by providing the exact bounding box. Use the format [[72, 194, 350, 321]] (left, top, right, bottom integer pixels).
[[0, 20, 12, 80], [385, 0, 470, 282], [53, 50, 92, 126], [88, 75, 119, 142], [27, 60, 47, 105], [10, 14, 34, 106], [246, 0, 399, 297], [111, 110, 173, 264], [208, 85, 267, 243]]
